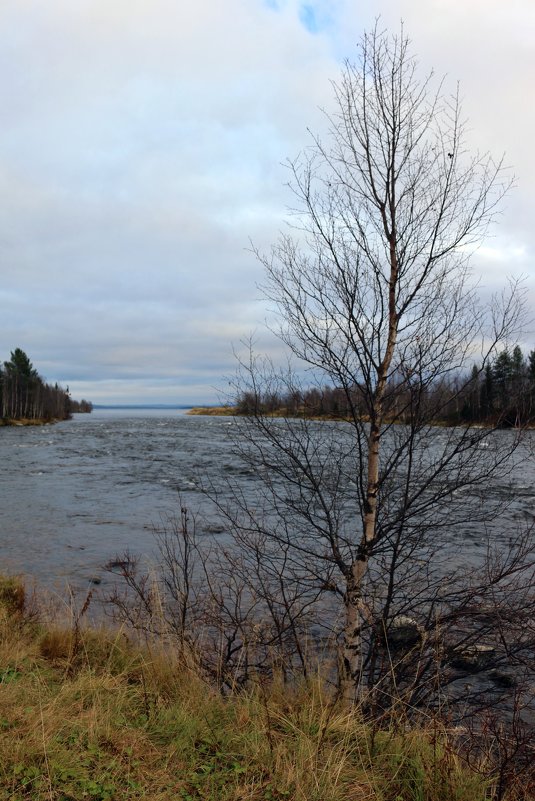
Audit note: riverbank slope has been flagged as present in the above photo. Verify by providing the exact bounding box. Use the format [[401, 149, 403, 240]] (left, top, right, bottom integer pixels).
[[0, 417, 65, 427], [0, 575, 506, 801]]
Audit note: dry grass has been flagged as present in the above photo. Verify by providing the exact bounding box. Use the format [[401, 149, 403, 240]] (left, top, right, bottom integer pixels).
[[186, 406, 238, 416], [0, 576, 522, 800]]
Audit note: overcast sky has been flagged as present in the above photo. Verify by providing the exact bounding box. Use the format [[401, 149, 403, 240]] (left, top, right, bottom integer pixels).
[[1, 0, 533, 404]]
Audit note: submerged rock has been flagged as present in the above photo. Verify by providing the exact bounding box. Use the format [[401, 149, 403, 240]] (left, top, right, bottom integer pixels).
[[489, 669, 517, 688], [105, 559, 135, 573], [449, 644, 496, 672]]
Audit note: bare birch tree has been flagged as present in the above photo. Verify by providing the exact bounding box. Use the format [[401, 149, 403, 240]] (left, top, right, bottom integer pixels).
[[223, 25, 528, 702], [106, 27, 532, 721]]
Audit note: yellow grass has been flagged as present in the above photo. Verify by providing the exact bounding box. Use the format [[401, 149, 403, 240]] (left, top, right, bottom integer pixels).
[[0, 576, 517, 800]]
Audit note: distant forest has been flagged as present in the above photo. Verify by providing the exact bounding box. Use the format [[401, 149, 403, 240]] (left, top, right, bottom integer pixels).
[[236, 346, 535, 428], [0, 348, 92, 422]]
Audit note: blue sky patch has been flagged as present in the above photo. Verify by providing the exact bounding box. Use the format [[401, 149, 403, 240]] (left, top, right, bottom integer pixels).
[[299, 4, 319, 33]]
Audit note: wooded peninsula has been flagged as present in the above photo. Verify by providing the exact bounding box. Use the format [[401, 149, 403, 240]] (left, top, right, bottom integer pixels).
[[0, 348, 92, 425], [191, 345, 535, 427]]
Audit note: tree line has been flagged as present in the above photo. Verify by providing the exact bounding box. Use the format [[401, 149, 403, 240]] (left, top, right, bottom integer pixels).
[[235, 345, 535, 428], [0, 348, 92, 421]]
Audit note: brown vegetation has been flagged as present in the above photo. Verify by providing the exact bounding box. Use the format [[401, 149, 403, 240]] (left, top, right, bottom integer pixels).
[[0, 574, 532, 800]]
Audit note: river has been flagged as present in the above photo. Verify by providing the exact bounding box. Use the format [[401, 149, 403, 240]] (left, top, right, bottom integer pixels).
[[0, 408, 243, 592], [1, 408, 533, 595]]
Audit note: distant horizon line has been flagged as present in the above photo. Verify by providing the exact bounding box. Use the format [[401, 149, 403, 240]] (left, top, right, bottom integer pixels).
[[92, 403, 215, 410]]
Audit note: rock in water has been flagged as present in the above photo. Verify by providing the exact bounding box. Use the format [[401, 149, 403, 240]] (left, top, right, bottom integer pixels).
[[387, 616, 423, 649], [449, 644, 496, 672]]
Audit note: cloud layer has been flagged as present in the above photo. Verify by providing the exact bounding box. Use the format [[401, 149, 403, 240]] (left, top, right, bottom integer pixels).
[[1, 1, 533, 402]]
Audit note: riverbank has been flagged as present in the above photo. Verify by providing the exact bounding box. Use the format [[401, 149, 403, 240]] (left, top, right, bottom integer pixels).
[[0, 416, 64, 427], [0, 575, 515, 801], [186, 405, 527, 429], [187, 405, 238, 416], [186, 405, 339, 419]]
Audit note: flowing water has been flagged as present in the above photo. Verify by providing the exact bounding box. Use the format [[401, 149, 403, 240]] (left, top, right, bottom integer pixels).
[[0, 409, 241, 592], [3, 407, 534, 723], [1, 408, 534, 594]]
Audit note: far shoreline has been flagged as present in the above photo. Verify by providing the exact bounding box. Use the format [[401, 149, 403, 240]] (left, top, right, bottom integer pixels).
[[0, 417, 65, 427], [187, 405, 238, 416], [186, 405, 530, 429]]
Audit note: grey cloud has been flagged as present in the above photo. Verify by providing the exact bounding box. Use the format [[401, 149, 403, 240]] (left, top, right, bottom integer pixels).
[[0, 0, 533, 404]]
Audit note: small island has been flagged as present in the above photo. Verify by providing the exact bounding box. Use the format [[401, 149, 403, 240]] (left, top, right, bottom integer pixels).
[[0, 348, 92, 426]]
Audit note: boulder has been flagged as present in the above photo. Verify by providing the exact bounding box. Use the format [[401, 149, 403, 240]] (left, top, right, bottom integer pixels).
[[386, 616, 424, 649], [449, 643, 496, 672]]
